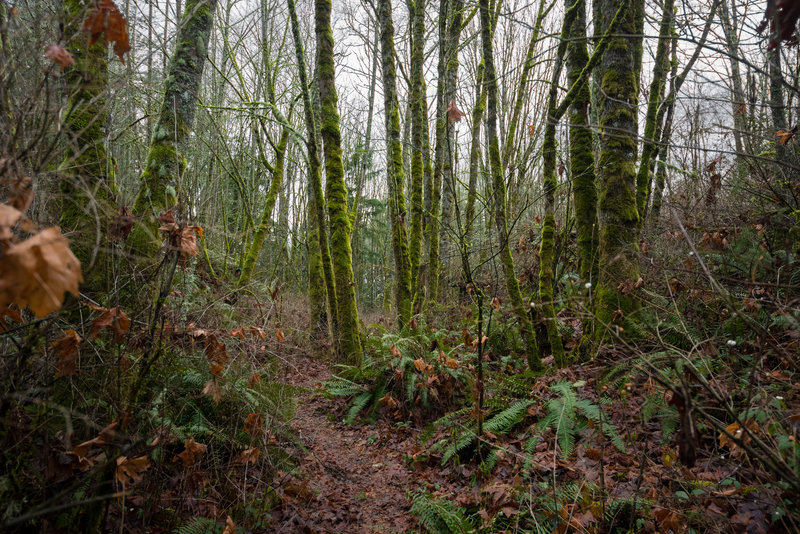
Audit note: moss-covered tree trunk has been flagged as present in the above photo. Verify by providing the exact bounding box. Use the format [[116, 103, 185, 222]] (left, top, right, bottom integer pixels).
[[130, 0, 217, 257], [593, 0, 644, 341], [316, 0, 362, 364], [289, 0, 337, 342], [426, 0, 463, 308], [566, 0, 598, 289], [378, 0, 413, 328], [237, 128, 289, 287], [718, 0, 748, 179], [479, 0, 542, 372], [768, 46, 787, 163], [59, 0, 117, 292], [634, 0, 674, 219], [407, 0, 426, 312]]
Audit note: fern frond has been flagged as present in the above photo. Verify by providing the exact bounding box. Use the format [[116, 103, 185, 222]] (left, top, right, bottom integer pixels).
[[484, 399, 534, 434], [346, 391, 373, 424], [410, 490, 474, 534]]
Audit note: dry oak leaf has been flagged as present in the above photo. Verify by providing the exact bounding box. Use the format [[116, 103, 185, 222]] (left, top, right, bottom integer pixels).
[[82, 0, 131, 63], [238, 447, 261, 464], [173, 437, 207, 468], [0, 227, 82, 318], [87, 304, 130, 343], [203, 379, 222, 404], [52, 329, 82, 377], [222, 516, 236, 534], [44, 44, 75, 70], [243, 413, 264, 437], [115, 455, 150, 488], [447, 99, 465, 123], [73, 421, 119, 463]]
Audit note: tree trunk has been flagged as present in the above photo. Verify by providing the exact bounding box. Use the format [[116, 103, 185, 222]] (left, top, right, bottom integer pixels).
[[130, 0, 217, 257], [378, 0, 413, 328], [316, 0, 363, 365], [480, 0, 542, 371], [593, 0, 644, 341], [59, 0, 117, 293], [289, 0, 337, 344], [634, 0, 674, 219]]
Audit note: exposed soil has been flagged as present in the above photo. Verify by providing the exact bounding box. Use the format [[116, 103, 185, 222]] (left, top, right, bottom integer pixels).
[[269, 355, 420, 533]]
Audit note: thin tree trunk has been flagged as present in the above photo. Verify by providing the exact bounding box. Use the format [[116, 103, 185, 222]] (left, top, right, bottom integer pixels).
[[289, 0, 337, 343], [480, 0, 542, 371]]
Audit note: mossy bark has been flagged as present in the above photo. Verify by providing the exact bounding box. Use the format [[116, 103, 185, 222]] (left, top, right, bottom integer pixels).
[[316, 0, 362, 365], [593, 0, 644, 341], [130, 0, 217, 258], [634, 0, 674, 219], [378, 0, 414, 328], [59, 0, 117, 293], [465, 61, 485, 241], [566, 0, 598, 289], [289, 0, 338, 344], [407, 0, 426, 313], [426, 0, 463, 308], [237, 128, 289, 287], [480, 0, 542, 372]]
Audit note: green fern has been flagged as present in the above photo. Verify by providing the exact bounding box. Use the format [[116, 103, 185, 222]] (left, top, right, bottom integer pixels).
[[409, 490, 475, 533], [346, 391, 373, 424], [484, 399, 534, 434], [175, 516, 222, 534], [539, 381, 625, 458]]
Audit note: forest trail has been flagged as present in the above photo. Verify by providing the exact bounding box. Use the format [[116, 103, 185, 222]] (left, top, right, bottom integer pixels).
[[269, 354, 419, 533]]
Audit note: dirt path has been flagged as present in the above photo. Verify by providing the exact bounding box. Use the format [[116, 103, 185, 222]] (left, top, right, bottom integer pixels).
[[269, 355, 419, 533]]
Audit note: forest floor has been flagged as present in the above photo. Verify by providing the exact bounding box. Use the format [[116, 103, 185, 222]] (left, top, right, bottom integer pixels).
[[268, 353, 424, 533]]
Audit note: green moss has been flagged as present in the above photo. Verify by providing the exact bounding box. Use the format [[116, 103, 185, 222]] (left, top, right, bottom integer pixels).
[[317, 0, 362, 365]]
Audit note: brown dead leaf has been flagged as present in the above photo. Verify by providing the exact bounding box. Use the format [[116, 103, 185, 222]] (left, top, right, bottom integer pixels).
[[9, 175, 33, 212], [82, 0, 131, 63], [44, 44, 74, 70], [115, 455, 150, 487], [243, 413, 264, 437], [51, 329, 82, 377], [203, 379, 222, 404], [72, 421, 118, 463], [109, 206, 134, 242], [237, 447, 261, 464], [447, 99, 465, 123], [248, 373, 262, 386], [0, 228, 83, 318], [0, 306, 23, 330], [172, 437, 207, 468], [776, 127, 796, 144], [0, 204, 23, 245], [88, 304, 130, 343], [222, 516, 236, 534]]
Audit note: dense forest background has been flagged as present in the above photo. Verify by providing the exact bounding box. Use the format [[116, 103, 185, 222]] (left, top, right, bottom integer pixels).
[[0, 0, 799, 532]]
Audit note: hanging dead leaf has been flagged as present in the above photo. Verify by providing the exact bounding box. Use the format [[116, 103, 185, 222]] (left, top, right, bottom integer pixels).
[[275, 328, 285, 341], [51, 329, 82, 377], [249, 326, 266, 340], [390, 344, 402, 359], [238, 447, 260, 464], [0, 204, 22, 246], [243, 413, 264, 437], [172, 437, 207, 468], [527, 123, 535, 136], [0, 228, 83, 318], [72, 421, 118, 462], [776, 126, 797, 144], [447, 99, 465, 123], [203, 379, 222, 404], [88, 304, 130, 343], [82, 0, 131, 63], [248, 373, 262, 386], [109, 206, 135, 242], [44, 44, 74, 70], [115, 455, 150, 488]]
